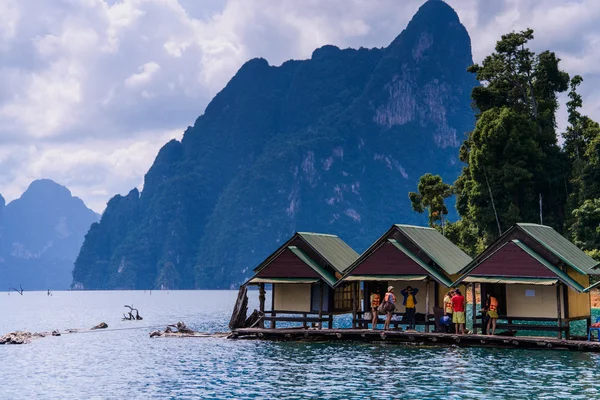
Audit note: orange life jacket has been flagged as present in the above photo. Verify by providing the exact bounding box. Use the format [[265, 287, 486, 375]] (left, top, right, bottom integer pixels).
[[489, 296, 498, 312], [371, 293, 381, 307]]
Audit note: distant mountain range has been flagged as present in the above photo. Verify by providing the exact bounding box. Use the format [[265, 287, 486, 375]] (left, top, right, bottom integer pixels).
[[0, 179, 99, 290], [72, 0, 478, 290]]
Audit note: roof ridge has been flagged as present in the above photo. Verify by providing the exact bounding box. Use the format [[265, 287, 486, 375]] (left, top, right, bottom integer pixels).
[[516, 222, 552, 228], [394, 224, 435, 230], [297, 232, 339, 237]]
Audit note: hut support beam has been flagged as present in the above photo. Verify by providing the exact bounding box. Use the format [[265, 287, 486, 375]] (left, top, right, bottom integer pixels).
[[259, 283, 265, 329], [319, 283, 324, 330], [272, 285, 276, 329], [352, 283, 357, 329], [556, 283, 562, 340], [471, 283, 477, 334], [425, 279, 430, 333]]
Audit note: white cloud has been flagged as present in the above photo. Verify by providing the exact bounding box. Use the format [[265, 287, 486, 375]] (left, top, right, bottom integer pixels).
[[2, 0, 600, 213], [125, 61, 161, 87]]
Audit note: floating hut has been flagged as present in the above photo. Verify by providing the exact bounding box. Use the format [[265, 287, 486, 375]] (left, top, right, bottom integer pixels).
[[454, 223, 599, 339], [341, 225, 472, 331], [244, 232, 359, 328]]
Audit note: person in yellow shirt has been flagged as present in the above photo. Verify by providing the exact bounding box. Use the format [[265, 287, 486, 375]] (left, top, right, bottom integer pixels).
[[400, 286, 419, 331]]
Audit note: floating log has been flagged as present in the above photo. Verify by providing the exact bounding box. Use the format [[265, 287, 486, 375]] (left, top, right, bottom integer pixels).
[[91, 322, 108, 330]]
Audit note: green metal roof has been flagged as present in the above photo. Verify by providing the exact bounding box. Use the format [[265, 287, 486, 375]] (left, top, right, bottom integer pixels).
[[247, 277, 319, 284], [395, 225, 472, 275], [388, 239, 454, 287], [298, 232, 359, 274], [517, 223, 600, 274], [287, 246, 337, 287], [344, 275, 428, 282], [583, 280, 600, 293], [461, 276, 559, 286]]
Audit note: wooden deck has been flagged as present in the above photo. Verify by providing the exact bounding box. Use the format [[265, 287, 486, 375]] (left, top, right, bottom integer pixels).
[[230, 328, 600, 353]]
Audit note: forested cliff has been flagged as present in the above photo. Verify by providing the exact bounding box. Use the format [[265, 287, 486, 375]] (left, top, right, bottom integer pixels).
[[72, 0, 478, 289]]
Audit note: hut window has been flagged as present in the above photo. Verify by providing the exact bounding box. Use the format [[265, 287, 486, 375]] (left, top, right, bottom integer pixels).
[[334, 283, 353, 311]]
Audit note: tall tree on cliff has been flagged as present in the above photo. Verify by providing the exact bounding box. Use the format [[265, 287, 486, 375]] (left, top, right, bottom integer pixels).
[[408, 173, 452, 233], [454, 29, 570, 244]]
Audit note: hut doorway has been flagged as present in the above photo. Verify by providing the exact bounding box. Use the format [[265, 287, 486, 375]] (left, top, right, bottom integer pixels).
[[480, 283, 507, 316]]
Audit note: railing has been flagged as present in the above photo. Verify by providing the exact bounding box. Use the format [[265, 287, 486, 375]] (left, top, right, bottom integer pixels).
[[261, 310, 333, 329], [352, 310, 435, 330], [472, 315, 571, 337]]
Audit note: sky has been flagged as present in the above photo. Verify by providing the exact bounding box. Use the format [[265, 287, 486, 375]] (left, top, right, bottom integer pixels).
[[1, 0, 600, 213]]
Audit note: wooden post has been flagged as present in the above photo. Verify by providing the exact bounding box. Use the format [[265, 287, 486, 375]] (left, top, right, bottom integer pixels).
[[556, 283, 562, 340], [425, 278, 430, 333], [471, 283, 477, 334], [259, 283, 265, 329], [272, 284, 276, 329], [319, 282, 324, 330], [352, 283, 357, 329]]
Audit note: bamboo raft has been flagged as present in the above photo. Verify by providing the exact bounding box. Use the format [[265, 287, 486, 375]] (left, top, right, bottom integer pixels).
[[230, 327, 600, 352]]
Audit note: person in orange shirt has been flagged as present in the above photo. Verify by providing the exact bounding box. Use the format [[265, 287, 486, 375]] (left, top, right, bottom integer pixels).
[[484, 293, 499, 335], [370, 288, 381, 330]]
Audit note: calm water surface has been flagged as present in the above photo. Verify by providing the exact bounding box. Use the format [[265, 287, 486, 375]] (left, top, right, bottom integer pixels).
[[1, 290, 599, 399]]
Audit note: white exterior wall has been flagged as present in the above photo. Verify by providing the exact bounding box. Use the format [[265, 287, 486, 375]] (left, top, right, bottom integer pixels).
[[505, 284, 565, 318], [274, 283, 311, 312]]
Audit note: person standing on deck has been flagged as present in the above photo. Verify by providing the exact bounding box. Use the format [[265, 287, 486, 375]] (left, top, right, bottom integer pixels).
[[370, 288, 381, 330], [383, 286, 396, 331], [484, 293, 499, 335], [452, 289, 466, 335], [443, 289, 455, 333], [400, 286, 419, 331]]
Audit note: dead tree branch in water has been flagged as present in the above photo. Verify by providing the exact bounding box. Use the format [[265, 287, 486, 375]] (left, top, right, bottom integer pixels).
[[122, 304, 143, 320], [9, 284, 24, 295]]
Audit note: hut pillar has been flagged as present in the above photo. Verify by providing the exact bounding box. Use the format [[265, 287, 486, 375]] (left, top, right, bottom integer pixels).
[[319, 283, 324, 330], [556, 283, 563, 340], [425, 279, 430, 333], [258, 283, 266, 329], [471, 283, 477, 334], [351, 283, 357, 329]]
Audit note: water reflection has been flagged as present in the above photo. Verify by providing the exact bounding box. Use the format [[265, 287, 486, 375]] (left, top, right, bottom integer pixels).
[[0, 291, 599, 399]]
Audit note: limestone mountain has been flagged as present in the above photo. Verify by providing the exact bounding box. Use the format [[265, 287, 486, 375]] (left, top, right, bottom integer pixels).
[[0, 180, 100, 290], [72, 0, 477, 290]]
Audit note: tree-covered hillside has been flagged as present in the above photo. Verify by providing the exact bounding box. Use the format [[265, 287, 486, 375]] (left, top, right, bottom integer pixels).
[[410, 29, 600, 263], [73, 0, 478, 289]]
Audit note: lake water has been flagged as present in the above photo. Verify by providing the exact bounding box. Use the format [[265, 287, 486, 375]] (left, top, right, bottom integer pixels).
[[1, 290, 599, 399]]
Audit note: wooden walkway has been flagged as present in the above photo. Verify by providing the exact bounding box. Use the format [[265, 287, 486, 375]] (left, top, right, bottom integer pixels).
[[230, 328, 600, 353]]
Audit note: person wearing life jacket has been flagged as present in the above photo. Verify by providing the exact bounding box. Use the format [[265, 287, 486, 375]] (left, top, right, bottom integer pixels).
[[443, 289, 455, 333], [370, 288, 381, 330], [400, 286, 419, 331], [383, 286, 396, 331], [485, 293, 499, 335]]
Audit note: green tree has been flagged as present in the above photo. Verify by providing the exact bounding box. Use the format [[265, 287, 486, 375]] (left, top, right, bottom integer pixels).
[[409, 173, 452, 232], [455, 29, 569, 243], [570, 199, 600, 252]]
